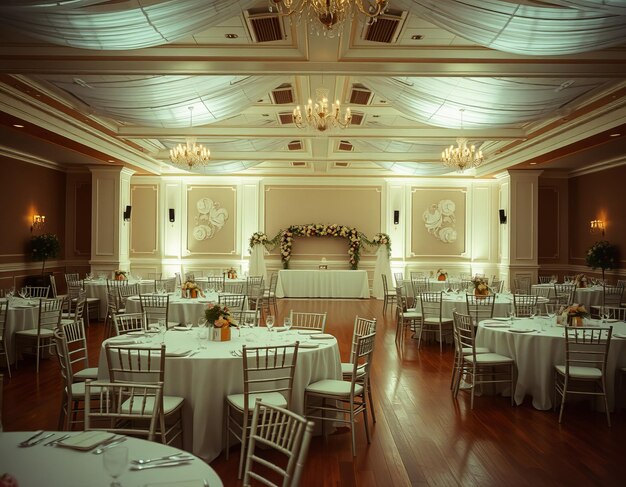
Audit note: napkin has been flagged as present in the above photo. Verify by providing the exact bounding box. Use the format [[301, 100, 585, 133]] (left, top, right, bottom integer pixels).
[[107, 336, 138, 345], [298, 342, 320, 348], [57, 431, 116, 450], [297, 330, 322, 335], [165, 348, 192, 357], [310, 333, 334, 340]]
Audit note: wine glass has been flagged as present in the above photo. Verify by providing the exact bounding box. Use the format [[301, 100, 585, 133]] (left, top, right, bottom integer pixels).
[[103, 446, 128, 487], [283, 316, 292, 333], [266, 315, 275, 333], [508, 308, 516, 323], [600, 306, 610, 324], [158, 318, 167, 343], [185, 321, 193, 331]]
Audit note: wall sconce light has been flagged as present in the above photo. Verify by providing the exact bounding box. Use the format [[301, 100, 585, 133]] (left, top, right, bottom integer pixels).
[[123, 205, 132, 222], [169, 208, 175, 223], [590, 219, 605, 236], [31, 214, 46, 232], [393, 210, 400, 225]]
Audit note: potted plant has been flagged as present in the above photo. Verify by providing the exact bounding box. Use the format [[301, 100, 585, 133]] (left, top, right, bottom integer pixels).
[[30, 233, 61, 275], [585, 240, 618, 282]]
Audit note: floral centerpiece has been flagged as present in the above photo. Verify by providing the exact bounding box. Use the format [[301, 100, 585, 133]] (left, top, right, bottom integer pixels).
[[249, 231, 269, 248], [181, 280, 203, 298], [226, 267, 237, 279], [436, 269, 448, 281], [559, 303, 589, 327], [205, 303, 234, 341], [366, 232, 392, 258], [586, 240, 618, 282], [574, 273, 588, 288], [472, 276, 489, 297], [114, 270, 127, 281]]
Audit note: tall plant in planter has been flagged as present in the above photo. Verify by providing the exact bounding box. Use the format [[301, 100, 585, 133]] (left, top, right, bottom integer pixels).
[[30, 233, 61, 274], [585, 240, 618, 282]]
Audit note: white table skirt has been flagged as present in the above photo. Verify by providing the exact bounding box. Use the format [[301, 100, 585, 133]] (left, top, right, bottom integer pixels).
[[98, 327, 342, 462], [276, 270, 370, 298], [0, 431, 223, 487], [85, 279, 156, 318], [1, 298, 39, 363], [476, 318, 626, 411], [531, 284, 604, 309]]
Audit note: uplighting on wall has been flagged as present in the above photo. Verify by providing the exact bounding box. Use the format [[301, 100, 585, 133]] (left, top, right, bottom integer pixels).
[[31, 214, 46, 232], [590, 219, 605, 236]]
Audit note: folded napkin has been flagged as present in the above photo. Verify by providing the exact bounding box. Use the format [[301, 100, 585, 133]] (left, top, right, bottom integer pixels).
[[298, 342, 320, 348], [107, 336, 138, 345], [57, 431, 116, 451], [310, 333, 335, 340], [165, 348, 192, 357], [297, 330, 322, 335]]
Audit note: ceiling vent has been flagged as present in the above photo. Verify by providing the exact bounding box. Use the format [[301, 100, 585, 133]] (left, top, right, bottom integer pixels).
[[244, 9, 285, 43], [291, 161, 307, 167], [362, 10, 407, 44], [350, 112, 364, 126], [287, 140, 303, 151], [335, 162, 350, 168], [349, 84, 373, 105], [278, 112, 294, 125], [271, 84, 294, 104], [338, 140, 353, 151]]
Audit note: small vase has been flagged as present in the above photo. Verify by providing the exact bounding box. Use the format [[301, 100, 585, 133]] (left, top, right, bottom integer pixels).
[[221, 326, 231, 341], [568, 315, 583, 327], [190, 289, 197, 299], [474, 289, 489, 299], [437, 275, 446, 281]]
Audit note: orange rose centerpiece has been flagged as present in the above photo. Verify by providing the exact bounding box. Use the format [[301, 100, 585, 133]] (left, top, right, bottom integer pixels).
[[561, 303, 589, 327], [472, 276, 489, 298], [205, 303, 233, 341], [114, 270, 127, 281], [436, 269, 448, 281], [181, 280, 203, 299]]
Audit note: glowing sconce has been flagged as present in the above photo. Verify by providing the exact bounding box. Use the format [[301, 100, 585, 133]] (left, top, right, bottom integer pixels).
[[590, 219, 605, 236], [31, 214, 46, 232]]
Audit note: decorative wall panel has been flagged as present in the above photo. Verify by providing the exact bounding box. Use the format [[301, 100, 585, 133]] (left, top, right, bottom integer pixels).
[[186, 185, 237, 255]]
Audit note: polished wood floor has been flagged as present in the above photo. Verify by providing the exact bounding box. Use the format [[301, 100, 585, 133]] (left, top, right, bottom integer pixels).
[[2, 298, 625, 486]]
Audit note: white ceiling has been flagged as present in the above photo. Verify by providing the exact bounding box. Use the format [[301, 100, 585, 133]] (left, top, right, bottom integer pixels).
[[0, 0, 625, 178]]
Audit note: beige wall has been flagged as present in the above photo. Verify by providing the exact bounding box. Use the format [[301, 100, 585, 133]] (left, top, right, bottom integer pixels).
[[130, 184, 159, 257]]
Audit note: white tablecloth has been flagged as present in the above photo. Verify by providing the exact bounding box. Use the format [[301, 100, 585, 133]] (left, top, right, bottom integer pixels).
[[85, 279, 157, 318], [0, 431, 223, 487], [476, 318, 626, 411], [98, 327, 342, 462], [1, 297, 39, 363], [531, 284, 604, 309], [125, 292, 221, 326], [276, 270, 370, 298]]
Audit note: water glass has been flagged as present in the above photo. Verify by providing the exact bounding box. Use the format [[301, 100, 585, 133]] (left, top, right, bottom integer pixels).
[[283, 316, 292, 333], [266, 315, 275, 332], [103, 446, 128, 487]]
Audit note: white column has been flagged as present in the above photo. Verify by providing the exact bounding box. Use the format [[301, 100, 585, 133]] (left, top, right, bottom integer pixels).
[[89, 166, 135, 275]]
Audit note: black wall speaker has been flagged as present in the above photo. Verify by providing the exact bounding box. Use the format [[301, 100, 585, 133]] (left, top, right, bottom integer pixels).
[[393, 210, 400, 225], [169, 208, 175, 223], [123, 205, 132, 221], [499, 209, 507, 224]]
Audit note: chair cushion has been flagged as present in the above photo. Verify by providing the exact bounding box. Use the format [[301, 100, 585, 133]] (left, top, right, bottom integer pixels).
[[305, 379, 363, 397], [403, 311, 422, 319], [69, 381, 105, 399], [226, 392, 287, 411], [555, 365, 602, 379], [340, 362, 366, 378], [122, 395, 184, 415], [15, 328, 55, 337], [423, 317, 453, 324], [462, 347, 491, 355], [465, 353, 513, 364], [74, 367, 99, 380]]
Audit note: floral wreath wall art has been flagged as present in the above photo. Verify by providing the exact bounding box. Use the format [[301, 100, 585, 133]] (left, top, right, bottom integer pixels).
[[192, 197, 229, 241], [422, 199, 457, 244], [249, 226, 391, 270]]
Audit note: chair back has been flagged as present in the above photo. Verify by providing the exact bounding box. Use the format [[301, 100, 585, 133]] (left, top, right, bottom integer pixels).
[[563, 327, 612, 377], [38, 298, 64, 332], [601, 306, 626, 321], [53, 328, 75, 390], [113, 312, 147, 335], [106, 287, 121, 320], [219, 293, 247, 311], [59, 319, 90, 374], [139, 294, 170, 327], [268, 273, 279, 294], [233, 309, 261, 327], [224, 281, 245, 294], [184, 272, 195, 281], [420, 292, 444, 323], [106, 279, 127, 290], [246, 275, 264, 289], [243, 398, 314, 487], [289, 311, 327, 332], [49, 275, 60, 298], [381, 273, 391, 295], [410, 271, 425, 280], [347, 333, 376, 393], [411, 278, 429, 295], [393, 272, 404, 287], [117, 283, 139, 303], [0, 300, 8, 345], [490, 279, 504, 293], [241, 344, 300, 412], [453, 312, 476, 358], [513, 277, 531, 294], [155, 277, 176, 293], [105, 343, 165, 384], [72, 290, 87, 324], [554, 283, 576, 306], [532, 285, 552, 302], [349, 316, 376, 363], [602, 284, 624, 307], [24, 286, 50, 298], [205, 276, 226, 293], [513, 294, 539, 317], [465, 293, 496, 322], [65, 273, 80, 283], [85, 380, 162, 442], [538, 276, 553, 284], [147, 272, 162, 280]]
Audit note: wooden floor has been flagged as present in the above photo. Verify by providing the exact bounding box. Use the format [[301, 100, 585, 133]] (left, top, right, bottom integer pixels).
[[2, 298, 626, 486]]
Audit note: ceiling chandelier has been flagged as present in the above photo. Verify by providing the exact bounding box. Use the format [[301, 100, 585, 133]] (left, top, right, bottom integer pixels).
[[293, 88, 352, 132], [169, 106, 210, 170], [269, 0, 390, 37], [441, 109, 485, 172]]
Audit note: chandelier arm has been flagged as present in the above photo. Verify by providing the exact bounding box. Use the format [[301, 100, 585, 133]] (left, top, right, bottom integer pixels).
[[354, 0, 387, 18]]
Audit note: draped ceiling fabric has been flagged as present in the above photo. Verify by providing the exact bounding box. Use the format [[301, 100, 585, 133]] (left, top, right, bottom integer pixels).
[[1, 0, 625, 54], [359, 77, 610, 129], [40, 75, 284, 127]]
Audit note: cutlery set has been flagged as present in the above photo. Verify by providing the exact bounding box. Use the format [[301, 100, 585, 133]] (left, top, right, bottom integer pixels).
[[92, 436, 127, 454], [130, 453, 194, 470]]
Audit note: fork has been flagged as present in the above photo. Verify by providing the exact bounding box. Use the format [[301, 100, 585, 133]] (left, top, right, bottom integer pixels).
[[131, 453, 193, 465], [45, 434, 70, 447]]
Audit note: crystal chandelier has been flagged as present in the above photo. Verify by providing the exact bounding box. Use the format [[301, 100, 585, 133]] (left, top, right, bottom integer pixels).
[[293, 88, 352, 132], [269, 0, 389, 37], [169, 107, 210, 170], [441, 110, 484, 172]]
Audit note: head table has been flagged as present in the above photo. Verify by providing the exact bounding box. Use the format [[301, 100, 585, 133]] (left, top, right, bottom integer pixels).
[[476, 317, 626, 411], [97, 326, 341, 462], [0, 431, 223, 486]]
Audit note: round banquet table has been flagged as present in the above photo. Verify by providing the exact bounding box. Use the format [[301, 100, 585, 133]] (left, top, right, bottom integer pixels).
[[1, 297, 39, 363], [125, 292, 220, 326], [85, 279, 157, 318], [476, 317, 626, 411], [97, 327, 342, 462], [531, 283, 604, 309], [0, 431, 222, 487]]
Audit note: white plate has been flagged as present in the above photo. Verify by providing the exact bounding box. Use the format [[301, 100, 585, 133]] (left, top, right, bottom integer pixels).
[[165, 348, 192, 357], [483, 323, 510, 328], [57, 431, 116, 450], [173, 326, 191, 331], [508, 328, 535, 333], [297, 330, 322, 335], [492, 317, 510, 322], [107, 336, 137, 345], [613, 333, 626, 339], [310, 333, 334, 340], [127, 330, 146, 336], [298, 342, 320, 348]]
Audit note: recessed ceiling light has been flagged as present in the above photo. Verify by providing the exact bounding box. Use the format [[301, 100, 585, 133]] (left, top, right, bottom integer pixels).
[[225, 33, 238, 39], [530, 162, 537, 165], [609, 133, 621, 137], [107, 159, 115, 163], [13, 124, 24, 128], [411, 35, 423, 40]]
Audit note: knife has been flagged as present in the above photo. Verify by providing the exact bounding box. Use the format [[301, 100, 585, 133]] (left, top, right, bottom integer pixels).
[[28, 433, 55, 446], [18, 430, 44, 447], [92, 437, 127, 454], [130, 460, 192, 471]]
